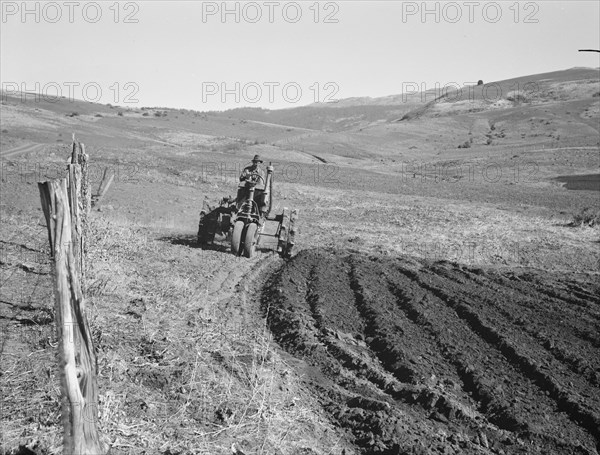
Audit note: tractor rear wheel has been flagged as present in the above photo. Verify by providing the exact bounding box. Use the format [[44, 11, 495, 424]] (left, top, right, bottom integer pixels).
[[243, 223, 258, 258], [231, 221, 245, 255]]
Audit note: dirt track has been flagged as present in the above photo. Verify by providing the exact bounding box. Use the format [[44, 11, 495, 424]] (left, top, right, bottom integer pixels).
[[262, 249, 600, 455]]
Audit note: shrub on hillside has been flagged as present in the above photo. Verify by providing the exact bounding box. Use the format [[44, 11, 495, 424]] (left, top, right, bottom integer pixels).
[[571, 207, 600, 227], [507, 92, 529, 104]]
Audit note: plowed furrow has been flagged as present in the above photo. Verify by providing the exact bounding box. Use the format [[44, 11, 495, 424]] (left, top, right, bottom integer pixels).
[[262, 250, 600, 455], [387, 269, 551, 430], [439, 267, 600, 388], [262, 256, 323, 356], [384, 277, 528, 429], [423, 268, 600, 416], [402, 268, 600, 447], [385, 272, 598, 454], [264, 252, 485, 454], [456, 267, 600, 337], [347, 259, 434, 384], [309, 255, 365, 335], [347, 258, 482, 420], [308, 258, 484, 427], [472, 268, 600, 325]]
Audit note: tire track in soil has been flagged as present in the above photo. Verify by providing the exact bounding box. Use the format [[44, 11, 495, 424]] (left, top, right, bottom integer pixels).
[[204, 251, 281, 335], [262, 249, 600, 455]]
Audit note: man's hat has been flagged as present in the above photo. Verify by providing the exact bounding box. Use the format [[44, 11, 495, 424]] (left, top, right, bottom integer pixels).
[[252, 154, 263, 163]]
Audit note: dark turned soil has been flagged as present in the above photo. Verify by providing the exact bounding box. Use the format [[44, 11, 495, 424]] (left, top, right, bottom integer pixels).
[[262, 249, 600, 455]]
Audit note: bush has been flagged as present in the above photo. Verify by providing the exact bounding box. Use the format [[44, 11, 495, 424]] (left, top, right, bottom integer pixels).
[[507, 92, 528, 104], [571, 207, 600, 227], [458, 139, 472, 149], [117, 111, 124, 117], [477, 80, 484, 86]]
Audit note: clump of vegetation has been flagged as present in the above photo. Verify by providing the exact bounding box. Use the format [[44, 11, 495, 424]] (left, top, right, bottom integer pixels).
[[117, 111, 124, 117], [458, 137, 473, 149], [507, 91, 529, 104], [571, 207, 600, 227], [95, 113, 103, 117], [66, 112, 79, 117], [477, 80, 484, 86]]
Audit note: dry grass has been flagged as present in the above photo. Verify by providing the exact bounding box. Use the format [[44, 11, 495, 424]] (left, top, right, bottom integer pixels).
[[282, 180, 600, 273], [84, 217, 351, 454], [1, 206, 352, 455]]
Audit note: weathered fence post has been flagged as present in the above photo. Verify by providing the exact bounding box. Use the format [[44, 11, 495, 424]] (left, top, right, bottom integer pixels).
[[93, 168, 114, 209], [68, 141, 91, 289], [38, 141, 105, 454]]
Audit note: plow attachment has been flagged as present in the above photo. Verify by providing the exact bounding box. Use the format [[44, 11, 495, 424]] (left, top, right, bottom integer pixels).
[[257, 208, 298, 258]]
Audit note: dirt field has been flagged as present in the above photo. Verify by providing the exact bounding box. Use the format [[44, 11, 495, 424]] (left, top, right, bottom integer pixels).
[[263, 249, 600, 454]]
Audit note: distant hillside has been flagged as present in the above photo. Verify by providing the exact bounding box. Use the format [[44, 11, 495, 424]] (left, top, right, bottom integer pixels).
[[396, 67, 600, 122], [216, 67, 599, 133], [1, 67, 598, 173], [213, 105, 412, 132]]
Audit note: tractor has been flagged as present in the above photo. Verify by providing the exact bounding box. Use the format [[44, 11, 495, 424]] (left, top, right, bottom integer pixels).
[[197, 162, 298, 258]]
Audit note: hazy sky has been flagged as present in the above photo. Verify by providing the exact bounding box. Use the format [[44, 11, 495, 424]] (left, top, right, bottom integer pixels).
[[1, 1, 599, 111]]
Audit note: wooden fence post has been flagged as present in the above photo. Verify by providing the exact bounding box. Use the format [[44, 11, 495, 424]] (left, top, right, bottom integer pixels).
[[38, 154, 105, 454], [68, 141, 91, 289], [92, 168, 114, 209]]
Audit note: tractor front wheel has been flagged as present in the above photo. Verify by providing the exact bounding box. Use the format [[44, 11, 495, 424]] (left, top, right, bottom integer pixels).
[[231, 221, 245, 255], [243, 223, 258, 258]]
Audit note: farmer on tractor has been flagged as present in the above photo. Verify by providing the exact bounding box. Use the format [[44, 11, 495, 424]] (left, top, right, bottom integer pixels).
[[197, 155, 297, 258], [237, 154, 267, 214]]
